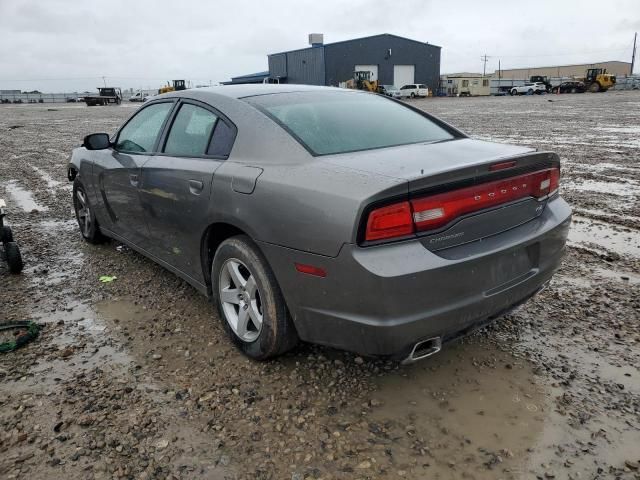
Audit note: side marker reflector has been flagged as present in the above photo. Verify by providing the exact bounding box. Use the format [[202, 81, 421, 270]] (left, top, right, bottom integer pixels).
[[295, 263, 327, 277]]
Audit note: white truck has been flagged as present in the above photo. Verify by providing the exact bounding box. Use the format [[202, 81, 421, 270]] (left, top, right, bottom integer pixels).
[[510, 82, 546, 95], [128, 91, 150, 102]]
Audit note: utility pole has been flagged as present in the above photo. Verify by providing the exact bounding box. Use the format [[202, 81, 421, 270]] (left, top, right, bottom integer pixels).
[[498, 60, 501, 80], [102, 76, 106, 87], [481, 54, 490, 77], [632, 32, 637, 75]]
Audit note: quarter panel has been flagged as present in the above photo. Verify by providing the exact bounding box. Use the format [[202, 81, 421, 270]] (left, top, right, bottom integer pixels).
[[208, 160, 406, 257]]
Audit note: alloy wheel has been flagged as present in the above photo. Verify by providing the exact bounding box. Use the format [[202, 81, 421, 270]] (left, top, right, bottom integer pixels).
[[75, 189, 91, 236], [219, 258, 263, 342]]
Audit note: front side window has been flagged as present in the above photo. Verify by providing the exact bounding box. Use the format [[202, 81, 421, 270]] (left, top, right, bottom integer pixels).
[[246, 91, 455, 156], [115, 102, 173, 153], [164, 104, 218, 156]]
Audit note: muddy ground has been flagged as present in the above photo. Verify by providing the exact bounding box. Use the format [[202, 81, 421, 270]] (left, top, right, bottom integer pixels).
[[0, 92, 639, 480]]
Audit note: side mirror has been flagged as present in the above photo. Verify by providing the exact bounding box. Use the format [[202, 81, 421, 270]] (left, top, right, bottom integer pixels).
[[83, 133, 111, 150]]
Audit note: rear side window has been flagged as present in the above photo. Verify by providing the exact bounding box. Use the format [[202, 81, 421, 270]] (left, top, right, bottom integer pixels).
[[207, 120, 235, 157], [246, 91, 455, 156], [115, 102, 173, 153], [164, 104, 218, 156]]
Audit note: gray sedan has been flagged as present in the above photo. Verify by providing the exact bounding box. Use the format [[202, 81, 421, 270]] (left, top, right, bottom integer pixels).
[[68, 85, 571, 363]]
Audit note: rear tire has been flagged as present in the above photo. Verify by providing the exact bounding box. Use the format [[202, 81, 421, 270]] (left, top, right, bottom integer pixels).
[[212, 235, 298, 360], [5, 242, 23, 273], [73, 179, 106, 244], [510, 89, 517, 96], [589, 82, 600, 93]]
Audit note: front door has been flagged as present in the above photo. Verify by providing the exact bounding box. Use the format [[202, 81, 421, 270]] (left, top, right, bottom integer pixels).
[[139, 100, 236, 282], [92, 101, 174, 247]]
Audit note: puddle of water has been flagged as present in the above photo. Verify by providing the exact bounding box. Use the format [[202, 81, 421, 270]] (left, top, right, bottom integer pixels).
[[31, 165, 63, 189], [568, 215, 640, 258], [568, 162, 640, 174], [371, 341, 546, 478], [4, 180, 49, 211], [593, 266, 640, 285], [372, 339, 640, 478], [566, 179, 640, 197], [558, 267, 640, 288], [38, 218, 77, 231], [14, 299, 133, 391], [595, 126, 640, 134], [555, 340, 640, 395]]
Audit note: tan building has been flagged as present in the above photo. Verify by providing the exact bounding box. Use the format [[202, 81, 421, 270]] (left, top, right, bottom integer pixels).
[[494, 60, 632, 79], [440, 73, 491, 96]]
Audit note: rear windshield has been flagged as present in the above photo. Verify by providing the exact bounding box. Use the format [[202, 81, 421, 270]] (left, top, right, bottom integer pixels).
[[245, 91, 455, 156]]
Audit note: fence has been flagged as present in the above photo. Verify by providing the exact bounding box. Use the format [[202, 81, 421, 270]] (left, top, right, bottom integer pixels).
[[0, 89, 158, 104]]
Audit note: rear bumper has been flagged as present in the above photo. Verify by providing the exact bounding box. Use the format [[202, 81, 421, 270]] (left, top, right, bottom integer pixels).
[[259, 196, 571, 358]]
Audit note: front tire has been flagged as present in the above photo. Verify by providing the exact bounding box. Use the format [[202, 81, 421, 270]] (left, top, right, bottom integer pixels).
[[212, 235, 298, 360], [510, 89, 517, 96], [73, 180, 106, 244]]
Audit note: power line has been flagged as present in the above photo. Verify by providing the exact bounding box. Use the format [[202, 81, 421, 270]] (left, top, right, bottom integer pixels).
[[480, 54, 490, 76]]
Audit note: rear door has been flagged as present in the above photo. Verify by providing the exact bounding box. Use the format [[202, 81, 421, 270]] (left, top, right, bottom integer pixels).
[[139, 99, 236, 281], [93, 100, 175, 246]]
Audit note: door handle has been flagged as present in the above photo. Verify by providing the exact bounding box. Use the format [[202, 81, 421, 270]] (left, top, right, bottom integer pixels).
[[129, 173, 139, 187], [188, 179, 204, 195]]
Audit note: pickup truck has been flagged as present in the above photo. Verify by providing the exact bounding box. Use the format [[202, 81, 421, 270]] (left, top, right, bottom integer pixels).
[[510, 82, 546, 95]]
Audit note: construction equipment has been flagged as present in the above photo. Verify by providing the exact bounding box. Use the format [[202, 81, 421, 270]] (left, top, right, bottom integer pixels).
[[345, 71, 378, 92], [158, 80, 187, 94], [583, 68, 616, 92], [84, 87, 122, 106]]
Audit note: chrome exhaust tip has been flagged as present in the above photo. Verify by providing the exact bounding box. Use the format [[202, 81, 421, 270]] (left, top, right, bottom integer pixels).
[[401, 337, 442, 365]]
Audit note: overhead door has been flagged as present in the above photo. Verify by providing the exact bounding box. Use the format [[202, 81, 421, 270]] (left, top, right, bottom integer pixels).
[[394, 65, 415, 88], [355, 65, 378, 81]]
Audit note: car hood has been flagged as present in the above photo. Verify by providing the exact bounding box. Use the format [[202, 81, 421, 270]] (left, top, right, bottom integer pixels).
[[323, 138, 535, 182]]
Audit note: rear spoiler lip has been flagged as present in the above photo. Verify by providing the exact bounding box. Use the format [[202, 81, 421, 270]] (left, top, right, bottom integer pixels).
[[407, 151, 560, 197]]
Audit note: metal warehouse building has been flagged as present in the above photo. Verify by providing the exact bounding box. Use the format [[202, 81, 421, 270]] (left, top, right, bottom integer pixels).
[[227, 34, 441, 91]]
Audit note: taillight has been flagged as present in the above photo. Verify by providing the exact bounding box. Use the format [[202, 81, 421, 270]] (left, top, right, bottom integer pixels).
[[363, 167, 560, 243], [364, 201, 414, 241]]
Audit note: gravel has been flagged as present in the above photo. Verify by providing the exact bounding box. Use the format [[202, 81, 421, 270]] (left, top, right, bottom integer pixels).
[[1, 92, 639, 479]]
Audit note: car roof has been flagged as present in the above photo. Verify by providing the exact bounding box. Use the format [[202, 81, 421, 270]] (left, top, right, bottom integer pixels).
[[163, 84, 350, 100]]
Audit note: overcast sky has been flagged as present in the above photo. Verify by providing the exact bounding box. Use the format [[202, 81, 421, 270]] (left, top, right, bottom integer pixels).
[[0, 0, 637, 92]]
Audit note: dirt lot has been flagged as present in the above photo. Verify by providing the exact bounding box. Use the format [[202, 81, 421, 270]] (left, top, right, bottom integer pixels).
[[1, 92, 639, 480]]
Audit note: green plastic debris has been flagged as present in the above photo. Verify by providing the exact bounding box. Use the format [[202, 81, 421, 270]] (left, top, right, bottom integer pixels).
[[99, 275, 117, 283]]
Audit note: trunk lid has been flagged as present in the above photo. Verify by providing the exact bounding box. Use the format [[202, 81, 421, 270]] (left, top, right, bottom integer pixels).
[[333, 138, 560, 251]]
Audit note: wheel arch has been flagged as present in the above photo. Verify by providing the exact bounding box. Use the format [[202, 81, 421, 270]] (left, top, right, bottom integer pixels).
[[201, 221, 257, 296]]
